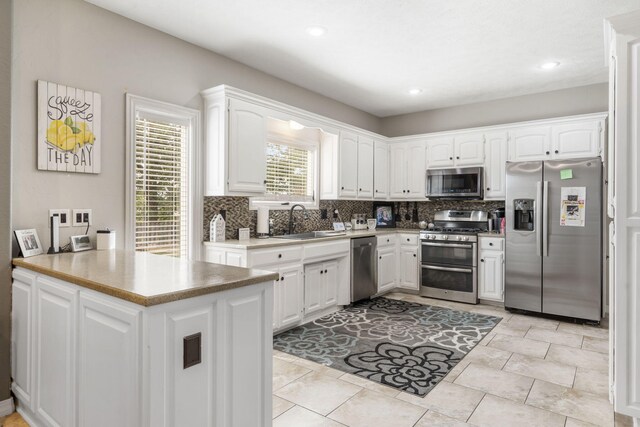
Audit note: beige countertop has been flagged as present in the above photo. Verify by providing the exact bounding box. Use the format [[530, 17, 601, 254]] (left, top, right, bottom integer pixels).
[[204, 228, 423, 249], [13, 250, 279, 307]]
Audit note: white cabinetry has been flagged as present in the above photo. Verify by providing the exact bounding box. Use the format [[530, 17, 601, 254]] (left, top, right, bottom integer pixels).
[[11, 269, 35, 411], [202, 87, 269, 196], [373, 140, 389, 199], [484, 132, 508, 200], [426, 134, 484, 169], [304, 260, 338, 316], [478, 237, 504, 302], [509, 126, 552, 161], [398, 234, 419, 291], [357, 136, 374, 198], [328, 130, 376, 199], [426, 137, 454, 168], [390, 141, 427, 199], [276, 265, 304, 330], [377, 247, 397, 294], [338, 130, 359, 198]]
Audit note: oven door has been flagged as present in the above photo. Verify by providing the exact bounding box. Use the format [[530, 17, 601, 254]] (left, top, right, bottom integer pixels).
[[420, 264, 478, 304], [421, 241, 476, 267], [425, 167, 483, 199]]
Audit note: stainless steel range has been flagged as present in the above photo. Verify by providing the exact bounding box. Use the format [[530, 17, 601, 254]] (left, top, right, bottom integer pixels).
[[419, 210, 488, 304]]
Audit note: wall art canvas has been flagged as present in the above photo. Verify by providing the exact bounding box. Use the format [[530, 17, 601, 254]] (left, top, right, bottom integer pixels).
[[37, 80, 101, 173]]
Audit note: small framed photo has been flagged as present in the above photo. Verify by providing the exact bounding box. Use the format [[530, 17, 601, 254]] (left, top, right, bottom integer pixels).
[[373, 203, 396, 228], [15, 229, 44, 258], [70, 235, 92, 252]]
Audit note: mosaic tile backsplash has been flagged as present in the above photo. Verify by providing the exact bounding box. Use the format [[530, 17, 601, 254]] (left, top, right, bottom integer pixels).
[[203, 197, 505, 240]]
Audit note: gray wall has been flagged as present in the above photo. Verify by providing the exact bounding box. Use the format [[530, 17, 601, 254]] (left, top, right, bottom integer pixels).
[[380, 83, 608, 137], [11, 0, 381, 251], [0, 0, 12, 402]]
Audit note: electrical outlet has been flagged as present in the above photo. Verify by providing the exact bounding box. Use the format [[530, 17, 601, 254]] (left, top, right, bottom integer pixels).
[[48, 209, 70, 227], [72, 209, 92, 227]]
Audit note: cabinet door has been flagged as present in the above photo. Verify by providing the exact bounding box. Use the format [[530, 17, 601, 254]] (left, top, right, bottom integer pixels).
[[303, 263, 324, 315], [204, 248, 224, 264], [406, 141, 427, 198], [272, 279, 281, 331], [357, 136, 375, 199], [323, 260, 339, 308], [12, 270, 35, 410], [389, 144, 407, 198], [398, 247, 419, 290], [551, 121, 601, 160], [227, 98, 267, 193], [478, 250, 504, 301], [338, 131, 359, 198], [78, 294, 141, 427], [484, 132, 508, 199], [377, 248, 396, 293], [454, 133, 485, 166], [279, 265, 304, 329], [509, 126, 551, 161], [427, 137, 454, 168], [374, 140, 389, 199], [35, 278, 77, 427]]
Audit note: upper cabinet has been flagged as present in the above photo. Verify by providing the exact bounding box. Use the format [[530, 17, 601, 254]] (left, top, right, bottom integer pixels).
[[373, 140, 389, 199], [484, 131, 508, 200], [509, 125, 552, 161], [390, 141, 427, 199], [426, 134, 484, 168], [357, 136, 374, 198], [338, 131, 359, 198]]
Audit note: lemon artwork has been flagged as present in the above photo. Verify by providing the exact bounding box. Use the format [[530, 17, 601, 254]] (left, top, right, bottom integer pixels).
[[46, 117, 96, 152]]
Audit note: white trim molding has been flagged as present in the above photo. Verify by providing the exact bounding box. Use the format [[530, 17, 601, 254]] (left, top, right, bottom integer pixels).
[[125, 94, 203, 260], [0, 397, 15, 416]]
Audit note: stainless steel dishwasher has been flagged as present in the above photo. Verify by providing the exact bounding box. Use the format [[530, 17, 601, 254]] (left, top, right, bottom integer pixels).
[[351, 236, 377, 302]]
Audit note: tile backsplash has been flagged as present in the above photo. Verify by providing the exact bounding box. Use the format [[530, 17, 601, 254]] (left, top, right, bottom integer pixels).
[[203, 197, 505, 240]]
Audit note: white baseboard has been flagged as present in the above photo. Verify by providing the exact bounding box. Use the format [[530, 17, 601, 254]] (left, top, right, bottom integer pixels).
[[0, 397, 15, 416]]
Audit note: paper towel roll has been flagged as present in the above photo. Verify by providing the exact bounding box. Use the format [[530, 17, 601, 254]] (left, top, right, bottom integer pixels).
[[257, 207, 269, 235]]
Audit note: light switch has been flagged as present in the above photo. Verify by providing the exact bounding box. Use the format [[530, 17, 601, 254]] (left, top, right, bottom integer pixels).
[[183, 332, 202, 369]]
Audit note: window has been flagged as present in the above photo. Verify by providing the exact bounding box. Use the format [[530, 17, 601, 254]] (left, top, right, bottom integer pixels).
[[251, 120, 319, 209], [126, 95, 201, 258]]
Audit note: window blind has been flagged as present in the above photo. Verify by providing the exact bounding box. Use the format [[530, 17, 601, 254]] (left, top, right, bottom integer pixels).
[[264, 141, 314, 202], [134, 116, 188, 258]]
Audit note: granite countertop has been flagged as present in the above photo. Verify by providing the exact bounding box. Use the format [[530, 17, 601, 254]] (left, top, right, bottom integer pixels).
[[477, 232, 505, 238], [12, 250, 279, 307], [204, 228, 423, 249]]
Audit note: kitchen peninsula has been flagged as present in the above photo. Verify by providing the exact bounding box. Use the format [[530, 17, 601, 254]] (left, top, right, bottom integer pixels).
[[11, 250, 278, 427]]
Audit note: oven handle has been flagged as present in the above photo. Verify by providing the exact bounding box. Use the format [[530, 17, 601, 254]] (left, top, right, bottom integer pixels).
[[421, 242, 474, 249], [421, 265, 474, 274]]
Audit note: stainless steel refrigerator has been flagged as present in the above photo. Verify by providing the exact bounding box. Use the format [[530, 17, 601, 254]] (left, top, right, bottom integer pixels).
[[505, 158, 602, 321]]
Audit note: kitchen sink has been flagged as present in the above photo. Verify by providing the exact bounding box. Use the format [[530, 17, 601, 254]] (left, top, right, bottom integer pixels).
[[273, 230, 347, 240]]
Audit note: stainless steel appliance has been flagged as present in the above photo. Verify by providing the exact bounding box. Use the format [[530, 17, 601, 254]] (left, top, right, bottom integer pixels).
[[419, 210, 488, 304], [505, 158, 602, 321], [351, 236, 376, 302], [425, 167, 484, 199]]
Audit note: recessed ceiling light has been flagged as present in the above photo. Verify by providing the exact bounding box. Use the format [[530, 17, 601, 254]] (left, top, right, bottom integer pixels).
[[540, 61, 560, 70], [408, 88, 423, 95], [306, 26, 327, 37]]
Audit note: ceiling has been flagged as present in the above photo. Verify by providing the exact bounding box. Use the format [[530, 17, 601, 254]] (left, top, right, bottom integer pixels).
[[85, 0, 639, 117]]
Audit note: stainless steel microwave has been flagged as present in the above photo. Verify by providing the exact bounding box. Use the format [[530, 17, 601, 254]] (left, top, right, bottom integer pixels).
[[426, 167, 484, 199]]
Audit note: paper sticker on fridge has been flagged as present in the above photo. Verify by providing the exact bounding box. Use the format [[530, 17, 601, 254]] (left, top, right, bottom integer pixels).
[[560, 186, 586, 227]]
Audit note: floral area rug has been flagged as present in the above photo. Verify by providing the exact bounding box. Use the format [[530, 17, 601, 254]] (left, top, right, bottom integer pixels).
[[273, 297, 501, 396]]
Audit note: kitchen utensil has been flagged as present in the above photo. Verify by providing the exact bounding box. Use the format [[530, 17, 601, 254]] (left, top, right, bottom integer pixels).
[[412, 202, 419, 222], [367, 218, 376, 230], [405, 202, 411, 220]]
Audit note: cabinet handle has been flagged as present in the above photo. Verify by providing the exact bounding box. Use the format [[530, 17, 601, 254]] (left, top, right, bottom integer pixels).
[[407, 238, 410, 242], [278, 254, 282, 258], [375, 189, 378, 193], [449, 157, 453, 160], [359, 188, 362, 191], [480, 259, 484, 262], [341, 186, 344, 190], [281, 276, 285, 281], [486, 187, 490, 191], [403, 190, 406, 193], [379, 256, 382, 259], [320, 270, 323, 274], [324, 269, 328, 273], [546, 151, 550, 155], [413, 254, 416, 257], [387, 239, 390, 242], [263, 180, 267, 184], [555, 150, 559, 154], [489, 242, 493, 246], [456, 156, 460, 159]]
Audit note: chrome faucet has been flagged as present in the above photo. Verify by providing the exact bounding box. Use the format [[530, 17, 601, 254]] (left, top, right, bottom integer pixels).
[[288, 204, 308, 235]]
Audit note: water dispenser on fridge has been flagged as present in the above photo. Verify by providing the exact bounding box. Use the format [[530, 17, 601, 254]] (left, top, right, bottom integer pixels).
[[513, 199, 535, 231]]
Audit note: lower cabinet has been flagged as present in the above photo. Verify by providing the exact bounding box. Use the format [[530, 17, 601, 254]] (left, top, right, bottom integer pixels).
[[478, 237, 505, 302], [303, 260, 339, 316], [276, 264, 304, 330], [377, 247, 397, 293], [398, 246, 419, 290]]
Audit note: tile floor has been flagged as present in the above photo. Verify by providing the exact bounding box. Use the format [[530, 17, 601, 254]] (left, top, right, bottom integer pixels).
[[271, 292, 633, 427]]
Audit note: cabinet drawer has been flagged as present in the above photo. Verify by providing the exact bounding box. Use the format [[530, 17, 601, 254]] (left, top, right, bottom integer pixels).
[[376, 235, 397, 247], [304, 240, 350, 261], [399, 234, 418, 246], [249, 246, 302, 267], [480, 237, 504, 251]]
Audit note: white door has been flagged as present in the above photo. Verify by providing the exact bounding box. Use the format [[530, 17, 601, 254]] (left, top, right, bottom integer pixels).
[[454, 133, 484, 166], [484, 132, 509, 199], [227, 98, 267, 193], [279, 265, 304, 328], [78, 294, 141, 427], [478, 251, 504, 301], [377, 248, 397, 293], [303, 263, 324, 315], [338, 131, 359, 198], [406, 141, 427, 198], [509, 126, 552, 161], [427, 137, 454, 168], [389, 144, 407, 198], [551, 121, 601, 160], [35, 278, 77, 427], [398, 247, 419, 290], [373, 140, 389, 199], [357, 136, 374, 199], [323, 261, 339, 307]]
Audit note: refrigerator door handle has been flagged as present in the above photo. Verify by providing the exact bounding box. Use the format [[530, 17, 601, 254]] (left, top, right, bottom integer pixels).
[[543, 180, 549, 257], [536, 181, 542, 257]]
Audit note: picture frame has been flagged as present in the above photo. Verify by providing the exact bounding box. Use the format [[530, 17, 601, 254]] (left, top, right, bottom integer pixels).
[[373, 202, 396, 228], [15, 229, 44, 258], [70, 234, 93, 252]]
